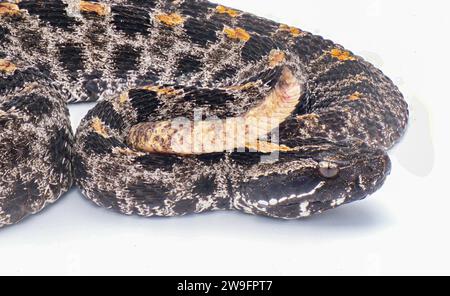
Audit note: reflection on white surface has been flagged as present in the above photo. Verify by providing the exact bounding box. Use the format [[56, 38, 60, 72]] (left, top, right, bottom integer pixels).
[[0, 0, 448, 275]]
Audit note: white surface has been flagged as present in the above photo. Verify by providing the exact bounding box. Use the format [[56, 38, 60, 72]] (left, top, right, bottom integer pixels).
[[0, 0, 448, 276]]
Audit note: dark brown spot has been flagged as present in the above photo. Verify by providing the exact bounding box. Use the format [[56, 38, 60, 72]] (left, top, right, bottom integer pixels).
[[176, 54, 203, 76], [19, 0, 79, 30], [111, 5, 152, 35], [58, 42, 85, 76], [112, 45, 142, 78], [184, 18, 220, 46]]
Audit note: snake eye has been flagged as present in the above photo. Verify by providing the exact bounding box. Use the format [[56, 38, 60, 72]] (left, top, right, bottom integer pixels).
[[318, 161, 340, 178]]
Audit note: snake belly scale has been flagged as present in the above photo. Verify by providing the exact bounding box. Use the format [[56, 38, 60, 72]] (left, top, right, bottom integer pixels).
[[0, 0, 408, 227]]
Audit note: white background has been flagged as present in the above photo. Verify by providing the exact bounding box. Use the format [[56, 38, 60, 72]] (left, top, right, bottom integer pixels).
[[0, 0, 448, 275]]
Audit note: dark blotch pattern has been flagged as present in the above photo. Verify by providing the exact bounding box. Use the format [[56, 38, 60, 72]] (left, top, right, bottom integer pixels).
[[58, 42, 85, 75], [172, 198, 198, 215], [111, 5, 153, 36], [129, 0, 158, 9], [244, 66, 283, 88], [83, 132, 126, 155], [112, 44, 142, 78], [184, 88, 236, 105], [134, 154, 183, 171], [196, 153, 226, 165], [294, 34, 334, 63], [0, 26, 10, 42], [193, 175, 217, 197], [126, 181, 168, 209], [229, 152, 265, 166], [209, 13, 234, 28], [17, 29, 45, 54], [176, 54, 203, 76], [73, 153, 89, 183], [0, 137, 32, 164], [212, 66, 239, 82], [306, 80, 381, 112], [1, 179, 41, 224], [129, 89, 160, 122], [0, 68, 49, 96], [91, 189, 118, 209], [179, 0, 212, 18], [184, 18, 220, 46], [0, 113, 12, 128], [3, 94, 54, 117], [294, 92, 312, 116], [314, 60, 368, 83], [241, 35, 275, 63], [19, 0, 78, 30], [237, 14, 279, 36]]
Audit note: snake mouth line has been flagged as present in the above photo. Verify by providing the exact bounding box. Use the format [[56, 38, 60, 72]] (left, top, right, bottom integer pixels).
[[256, 180, 327, 208], [127, 67, 302, 156]]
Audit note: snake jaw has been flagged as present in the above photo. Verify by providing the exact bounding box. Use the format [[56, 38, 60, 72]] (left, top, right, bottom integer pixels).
[[233, 143, 392, 219], [262, 180, 326, 207]]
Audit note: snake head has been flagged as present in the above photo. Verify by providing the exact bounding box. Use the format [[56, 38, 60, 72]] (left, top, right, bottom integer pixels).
[[233, 140, 391, 219]]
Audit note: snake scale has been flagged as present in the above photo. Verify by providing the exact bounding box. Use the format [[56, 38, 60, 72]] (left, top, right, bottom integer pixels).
[[0, 0, 408, 227]]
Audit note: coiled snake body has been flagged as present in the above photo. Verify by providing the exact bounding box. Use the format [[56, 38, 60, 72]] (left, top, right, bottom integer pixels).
[[0, 0, 408, 227]]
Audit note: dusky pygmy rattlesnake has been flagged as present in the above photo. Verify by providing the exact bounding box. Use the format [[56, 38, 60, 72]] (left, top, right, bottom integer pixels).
[[0, 0, 408, 227]]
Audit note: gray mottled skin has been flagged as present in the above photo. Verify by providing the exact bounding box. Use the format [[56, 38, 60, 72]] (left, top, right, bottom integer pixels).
[[0, 0, 408, 227]]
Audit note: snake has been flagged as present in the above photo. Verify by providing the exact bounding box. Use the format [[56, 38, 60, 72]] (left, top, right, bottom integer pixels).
[[0, 0, 409, 227]]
